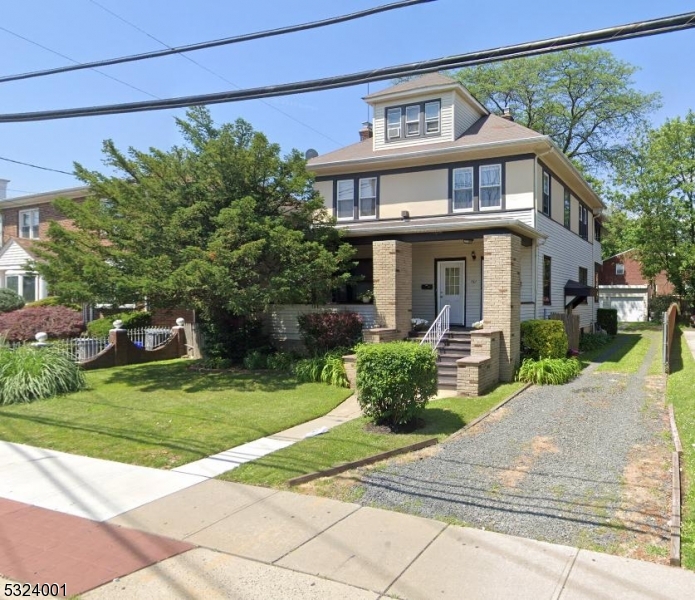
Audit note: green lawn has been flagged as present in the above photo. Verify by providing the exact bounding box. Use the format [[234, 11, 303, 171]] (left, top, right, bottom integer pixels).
[[666, 327, 695, 570], [594, 331, 656, 374], [0, 359, 352, 468], [221, 382, 525, 488]]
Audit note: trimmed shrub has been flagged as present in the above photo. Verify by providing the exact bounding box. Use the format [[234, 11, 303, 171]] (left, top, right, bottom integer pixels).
[[0, 289, 24, 313], [0, 306, 84, 342], [243, 349, 269, 370], [26, 296, 82, 311], [520, 320, 568, 360], [0, 345, 87, 404], [356, 342, 437, 428], [596, 308, 618, 335], [516, 357, 581, 385], [297, 311, 363, 355], [579, 332, 611, 352], [86, 311, 152, 337], [266, 351, 298, 373]]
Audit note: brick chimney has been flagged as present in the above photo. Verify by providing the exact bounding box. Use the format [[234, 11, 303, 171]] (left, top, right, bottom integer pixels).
[[359, 122, 373, 141], [501, 107, 514, 121], [0, 179, 8, 200]]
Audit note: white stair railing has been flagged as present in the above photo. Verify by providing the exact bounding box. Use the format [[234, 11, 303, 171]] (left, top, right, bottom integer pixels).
[[419, 305, 450, 351]]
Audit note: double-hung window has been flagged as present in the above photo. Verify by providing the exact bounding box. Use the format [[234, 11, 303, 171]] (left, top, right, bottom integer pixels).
[[359, 178, 377, 218], [542, 171, 551, 216], [452, 167, 473, 211], [615, 263, 625, 276], [564, 189, 571, 228], [405, 105, 420, 136], [19, 208, 39, 239], [479, 164, 501, 209], [336, 180, 355, 220], [424, 101, 440, 134], [578, 204, 589, 240], [387, 108, 402, 140]]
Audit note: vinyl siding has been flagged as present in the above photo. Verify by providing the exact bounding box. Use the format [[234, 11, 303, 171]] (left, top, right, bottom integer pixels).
[[454, 93, 482, 138], [535, 213, 596, 329], [411, 239, 482, 326], [372, 91, 455, 151], [380, 169, 449, 218], [505, 159, 534, 210], [550, 177, 564, 224], [0, 241, 32, 270]]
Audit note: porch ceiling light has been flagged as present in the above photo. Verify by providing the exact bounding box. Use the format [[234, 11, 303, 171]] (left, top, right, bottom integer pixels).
[[462, 239, 473, 244]]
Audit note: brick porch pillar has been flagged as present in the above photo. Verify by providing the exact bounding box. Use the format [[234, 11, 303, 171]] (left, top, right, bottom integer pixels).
[[372, 240, 412, 339], [483, 234, 521, 381]]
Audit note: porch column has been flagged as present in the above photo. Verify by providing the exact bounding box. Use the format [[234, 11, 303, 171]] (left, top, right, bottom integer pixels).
[[483, 234, 521, 381], [372, 240, 412, 338]]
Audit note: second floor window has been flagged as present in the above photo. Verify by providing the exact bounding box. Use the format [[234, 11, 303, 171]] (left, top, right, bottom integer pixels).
[[19, 209, 39, 239], [542, 171, 551, 216], [579, 204, 589, 240], [564, 189, 571, 228], [480, 165, 501, 209], [359, 178, 377, 218], [424, 101, 440, 134], [615, 263, 625, 275], [452, 167, 473, 211], [337, 180, 354, 220]]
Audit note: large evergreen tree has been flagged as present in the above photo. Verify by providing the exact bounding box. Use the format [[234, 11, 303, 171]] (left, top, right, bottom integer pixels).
[[33, 108, 354, 355]]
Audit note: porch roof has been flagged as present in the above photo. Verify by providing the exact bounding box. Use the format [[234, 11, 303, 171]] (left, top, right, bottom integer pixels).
[[335, 215, 544, 246]]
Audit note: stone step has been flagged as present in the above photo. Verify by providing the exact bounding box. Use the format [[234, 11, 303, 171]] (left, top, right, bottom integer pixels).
[[437, 372, 457, 390]]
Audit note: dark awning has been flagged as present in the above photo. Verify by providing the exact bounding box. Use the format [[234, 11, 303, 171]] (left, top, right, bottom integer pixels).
[[564, 280, 593, 310]]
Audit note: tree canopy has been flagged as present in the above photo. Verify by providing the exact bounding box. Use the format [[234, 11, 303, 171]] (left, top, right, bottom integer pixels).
[[612, 110, 695, 299], [33, 107, 354, 325], [453, 48, 660, 170]]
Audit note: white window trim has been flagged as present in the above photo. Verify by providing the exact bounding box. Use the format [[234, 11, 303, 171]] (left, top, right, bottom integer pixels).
[[358, 177, 377, 219], [424, 101, 440, 134], [387, 108, 402, 140], [479, 164, 502, 211], [18, 208, 40, 239], [452, 167, 474, 212], [336, 180, 355, 221], [405, 105, 420, 137], [615, 263, 625, 276], [3, 271, 39, 302], [542, 171, 551, 216]]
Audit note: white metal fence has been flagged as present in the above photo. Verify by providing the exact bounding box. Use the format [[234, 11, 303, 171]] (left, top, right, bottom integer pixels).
[[126, 327, 172, 350]]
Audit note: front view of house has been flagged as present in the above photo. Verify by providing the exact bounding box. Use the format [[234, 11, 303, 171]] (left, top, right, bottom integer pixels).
[[307, 73, 603, 388]]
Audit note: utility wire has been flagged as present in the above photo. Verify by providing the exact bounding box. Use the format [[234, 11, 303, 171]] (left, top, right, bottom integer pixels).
[[0, 25, 159, 99], [0, 155, 73, 175], [88, 0, 344, 146], [1, 10, 693, 123], [0, 0, 436, 84]]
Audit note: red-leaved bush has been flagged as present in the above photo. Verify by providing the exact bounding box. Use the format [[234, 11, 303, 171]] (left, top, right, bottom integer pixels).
[[297, 311, 363, 355], [0, 306, 84, 342]]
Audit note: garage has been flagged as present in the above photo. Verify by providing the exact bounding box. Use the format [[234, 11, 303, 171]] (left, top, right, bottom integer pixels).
[[610, 296, 647, 322]]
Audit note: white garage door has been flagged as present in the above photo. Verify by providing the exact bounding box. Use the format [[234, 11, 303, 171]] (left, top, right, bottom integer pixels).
[[610, 297, 646, 322]]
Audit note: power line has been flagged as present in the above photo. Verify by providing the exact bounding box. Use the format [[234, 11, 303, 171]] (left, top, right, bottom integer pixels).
[[0, 25, 159, 99], [0, 156, 73, 175], [88, 0, 344, 146], [1, 10, 693, 123], [0, 0, 436, 84]]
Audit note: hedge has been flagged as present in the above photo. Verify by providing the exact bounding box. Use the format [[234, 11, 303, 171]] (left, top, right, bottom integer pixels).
[[520, 319, 568, 360], [356, 341, 437, 428], [0, 289, 24, 314], [86, 311, 152, 337], [596, 308, 618, 335], [297, 311, 363, 355]]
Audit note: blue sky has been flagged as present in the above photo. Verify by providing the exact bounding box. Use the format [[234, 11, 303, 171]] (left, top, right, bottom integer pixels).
[[1, 0, 694, 197]]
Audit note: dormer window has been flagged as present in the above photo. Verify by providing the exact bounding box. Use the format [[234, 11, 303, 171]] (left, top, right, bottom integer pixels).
[[387, 108, 402, 140], [384, 99, 441, 142], [425, 101, 440, 134], [405, 105, 420, 136]]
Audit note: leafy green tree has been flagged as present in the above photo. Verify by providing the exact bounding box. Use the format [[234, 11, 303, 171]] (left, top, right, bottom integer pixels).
[[33, 107, 354, 357], [598, 207, 636, 260], [613, 111, 695, 300], [453, 48, 660, 169]]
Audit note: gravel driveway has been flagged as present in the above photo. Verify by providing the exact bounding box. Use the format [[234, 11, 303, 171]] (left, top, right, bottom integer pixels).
[[359, 332, 672, 558]]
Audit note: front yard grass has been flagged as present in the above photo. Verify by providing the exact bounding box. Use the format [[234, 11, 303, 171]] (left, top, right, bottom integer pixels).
[[594, 331, 656, 374], [667, 326, 695, 570], [0, 359, 352, 468], [221, 382, 525, 488]]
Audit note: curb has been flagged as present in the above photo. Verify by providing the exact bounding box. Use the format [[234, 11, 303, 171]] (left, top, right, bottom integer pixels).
[[668, 404, 684, 567]]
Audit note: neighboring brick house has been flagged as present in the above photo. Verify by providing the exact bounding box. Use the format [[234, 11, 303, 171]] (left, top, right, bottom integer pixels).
[[597, 249, 675, 322], [269, 73, 604, 394], [0, 185, 87, 302]]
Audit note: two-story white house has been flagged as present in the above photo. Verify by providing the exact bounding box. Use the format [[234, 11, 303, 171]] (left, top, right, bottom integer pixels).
[[301, 73, 603, 393]]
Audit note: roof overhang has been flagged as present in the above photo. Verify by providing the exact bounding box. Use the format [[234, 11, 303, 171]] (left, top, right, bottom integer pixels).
[[336, 216, 544, 247], [565, 279, 594, 310], [364, 81, 489, 116], [0, 186, 88, 208]]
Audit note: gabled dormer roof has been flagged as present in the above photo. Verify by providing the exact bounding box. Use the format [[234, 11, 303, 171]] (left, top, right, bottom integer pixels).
[[363, 72, 488, 115]]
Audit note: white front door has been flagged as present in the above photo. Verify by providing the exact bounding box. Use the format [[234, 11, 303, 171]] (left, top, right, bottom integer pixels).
[[438, 260, 465, 325]]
